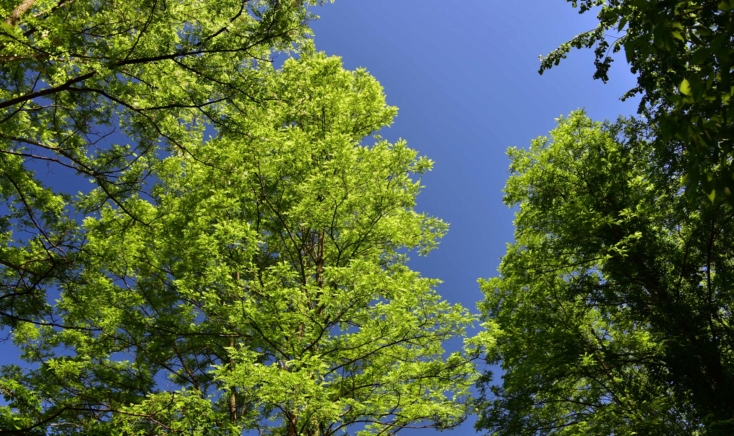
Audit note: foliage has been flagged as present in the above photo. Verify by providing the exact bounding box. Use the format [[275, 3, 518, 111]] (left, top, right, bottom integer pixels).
[[541, 0, 734, 200], [475, 111, 734, 435], [1, 53, 478, 435], [0, 0, 329, 330]]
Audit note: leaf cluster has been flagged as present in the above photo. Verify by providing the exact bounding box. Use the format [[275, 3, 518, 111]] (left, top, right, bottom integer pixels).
[[0, 0, 330, 331], [541, 0, 734, 201], [475, 111, 734, 435], [1, 53, 478, 435]]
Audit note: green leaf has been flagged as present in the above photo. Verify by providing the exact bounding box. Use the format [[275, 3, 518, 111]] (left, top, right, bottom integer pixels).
[[708, 189, 717, 202], [680, 78, 692, 96], [690, 48, 710, 65]]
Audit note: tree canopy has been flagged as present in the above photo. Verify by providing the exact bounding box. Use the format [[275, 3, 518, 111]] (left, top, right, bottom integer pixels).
[[1, 53, 478, 435], [0, 0, 329, 330], [475, 111, 734, 435], [6, 1, 734, 435], [542, 0, 734, 200]]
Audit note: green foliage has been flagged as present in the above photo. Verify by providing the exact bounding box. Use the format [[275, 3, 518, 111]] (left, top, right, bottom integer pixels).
[[2, 53, 478, 435], [0, 0, 330, 329], [475, 111, 734, 435], [541, 0, 734, 201]]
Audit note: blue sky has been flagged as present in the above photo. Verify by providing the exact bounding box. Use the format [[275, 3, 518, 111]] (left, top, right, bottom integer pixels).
[[309, 1, 639, 433]]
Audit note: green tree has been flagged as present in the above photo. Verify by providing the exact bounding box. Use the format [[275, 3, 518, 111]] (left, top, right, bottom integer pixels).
[[0, 0, 329, 330], [541, 0, 734, 200], [475, 111, 734, 435], [1, 53, 478, 435]]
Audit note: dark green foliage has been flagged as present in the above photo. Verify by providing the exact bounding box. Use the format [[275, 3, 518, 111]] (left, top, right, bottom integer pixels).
[[475, 111, 734, 435], [541, 0, 734, 201]]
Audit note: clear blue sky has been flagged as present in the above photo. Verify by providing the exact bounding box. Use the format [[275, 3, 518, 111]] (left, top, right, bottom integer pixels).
[[309, 1, 639, 434]]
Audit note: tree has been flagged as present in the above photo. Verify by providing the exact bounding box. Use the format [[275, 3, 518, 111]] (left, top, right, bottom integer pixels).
[[541, 0, 734, 200], [0, 0, 331, 331], [475, 111, 734, 435], [1, 53, 478, 435]]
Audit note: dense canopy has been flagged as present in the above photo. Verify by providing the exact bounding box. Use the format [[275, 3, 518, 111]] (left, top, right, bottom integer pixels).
[[2, 1, 734, 435], [475, 111, 734, 435], [1, 53, 478, 434], [0, 0, 328, 330], [543, 0, 734, 200]]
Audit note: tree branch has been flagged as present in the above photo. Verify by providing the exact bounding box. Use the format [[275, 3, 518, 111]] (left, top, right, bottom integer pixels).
[[5, 0, 37, 26]]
